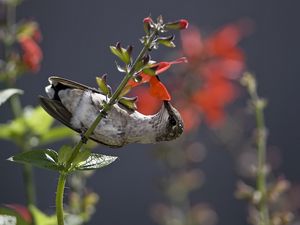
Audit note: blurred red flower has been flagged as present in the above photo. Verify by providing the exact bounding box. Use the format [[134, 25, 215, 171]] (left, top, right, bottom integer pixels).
[[19, 37, 43, 72], [5, 204, 32, 223]]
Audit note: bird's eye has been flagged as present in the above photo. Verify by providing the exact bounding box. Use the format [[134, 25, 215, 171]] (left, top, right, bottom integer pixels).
[[169, 116, 177, 126]]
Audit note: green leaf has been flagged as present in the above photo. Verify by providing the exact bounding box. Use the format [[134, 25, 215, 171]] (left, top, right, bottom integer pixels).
[[24, 106, 54, 135], [118, 96, 137, 111], [29, 205, 57, 225], [0, 207, 30, 225], [8, 149, 61, 171], [76, 153, 118, 170], [58, 145, 73, 165], [110, 45, 131, 65], [0, 119, 26, 141], [39, 126, 75, 145], [73, 148, 91, 165], [0, 88, 23, 107]]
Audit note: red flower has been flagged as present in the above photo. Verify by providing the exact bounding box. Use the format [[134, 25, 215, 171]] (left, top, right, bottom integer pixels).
[[178, 22, 248, 127], [127, 57, 187, 101], [131, 87, 162, 115], [19, 37, 43, 72]]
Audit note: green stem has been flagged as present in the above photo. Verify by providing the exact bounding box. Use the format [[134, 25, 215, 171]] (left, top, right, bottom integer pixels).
[[56, 173, 67, 225], [55, 31, 157, 225], [255, 101, 269, 225]]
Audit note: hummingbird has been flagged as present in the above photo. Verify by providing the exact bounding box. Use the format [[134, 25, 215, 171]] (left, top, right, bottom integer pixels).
[[39, 76, 184, 148]]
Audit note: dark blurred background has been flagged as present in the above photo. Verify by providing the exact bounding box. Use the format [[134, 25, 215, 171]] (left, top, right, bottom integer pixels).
[[1, 0, 300, 225]]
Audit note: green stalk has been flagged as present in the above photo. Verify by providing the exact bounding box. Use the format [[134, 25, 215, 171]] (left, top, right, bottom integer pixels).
[[4, 3, 37, 206], [255, 101, 269, 225], [56, 173, 67, 225], [243, 73, 270, 225], [55, 31, 157, 225]]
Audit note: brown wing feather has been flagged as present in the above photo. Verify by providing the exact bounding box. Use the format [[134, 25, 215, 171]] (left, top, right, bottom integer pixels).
[[49, 76, 102, 93]]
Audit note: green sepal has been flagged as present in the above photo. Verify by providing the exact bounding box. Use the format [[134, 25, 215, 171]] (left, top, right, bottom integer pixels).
[[118, 96, 138, 111], [0, 88, 23, 107], [76, 153, 118, 170], [96, 75, 110, 96], [119, 85, 132, 98], [110, 43, 131, 65], [8, 149, 61, 171], [142, 67, 156, 76]]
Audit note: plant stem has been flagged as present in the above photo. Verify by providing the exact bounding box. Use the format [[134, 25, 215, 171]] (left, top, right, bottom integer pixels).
[[4, 3, 37, 207], [255, 101, 269, 225], [56, 173, 67, 225], [245, 74, 270, 225], [55, 31, 157, 225]]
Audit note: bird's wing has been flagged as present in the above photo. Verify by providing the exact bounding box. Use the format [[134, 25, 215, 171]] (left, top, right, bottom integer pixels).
[[39, 96, 122, 148], [49, 76, 102, 93]]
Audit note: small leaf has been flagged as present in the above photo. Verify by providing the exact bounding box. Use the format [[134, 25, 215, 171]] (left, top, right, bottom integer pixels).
[[8, 149, 61, 171], [96, 76, 110, 95], [24, 106, 54, 135], [118, 96, 137, 111], [29, 205, 57, 225], [58, 145, 73, 165], [0, 88, 23, 107], [76, 153, 118, 170], [39, 126, 75, 145]]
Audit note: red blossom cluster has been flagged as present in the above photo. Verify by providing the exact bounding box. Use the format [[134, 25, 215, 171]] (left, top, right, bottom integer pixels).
[[179, 22, 247, 129], [18, 23, 43, 72], [132, 21, 248, 131]]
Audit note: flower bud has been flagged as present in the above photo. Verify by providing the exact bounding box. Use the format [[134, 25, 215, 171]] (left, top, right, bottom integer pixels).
[[143, 17, 153, 34], [165, 19, 189, 30]]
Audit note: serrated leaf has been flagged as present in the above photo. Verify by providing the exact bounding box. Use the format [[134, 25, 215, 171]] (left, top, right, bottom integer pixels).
[[0, 88, 23, 107], [76, 153, 117, 170], [29, 205, 57, 225], [8, 149, 61, 171], [118, 96, 137, 111], [142, 68, 156, 76], [96, 76, 110, 95]]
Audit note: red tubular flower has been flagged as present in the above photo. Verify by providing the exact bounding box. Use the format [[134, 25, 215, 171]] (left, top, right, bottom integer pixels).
[[19, 37, 43, 72], [131, 87, 162, 115], [127, 57, 187, 101], [143, 17, 153, 24], [165, 19, 189, 30]]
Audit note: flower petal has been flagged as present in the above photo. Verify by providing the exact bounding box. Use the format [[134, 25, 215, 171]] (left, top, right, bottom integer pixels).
[[149, 77, 171, 100]]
